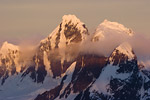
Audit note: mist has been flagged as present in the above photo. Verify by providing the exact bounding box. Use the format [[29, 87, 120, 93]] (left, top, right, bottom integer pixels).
[[0, 24, 150, 69], [18, 40, 38, 66], [79, 31, 150, 66], [80, 33, 130, 56], [129, 33, 150, 59], [128, 33, 150, 68], [15, 30, 150, 67]]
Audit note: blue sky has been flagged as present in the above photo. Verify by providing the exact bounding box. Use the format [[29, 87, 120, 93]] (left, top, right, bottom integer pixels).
[[0, 0, 150, 45]]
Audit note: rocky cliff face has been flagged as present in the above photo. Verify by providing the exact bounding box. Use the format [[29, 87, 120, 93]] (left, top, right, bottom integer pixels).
[[0, 41, 22, 85], [35, 42, 144, 100], [26, 14, 89, 80], [35, 54, 107, 100], [0, 15, 150, 100], [1, 15, 89, 85], [76, 43, 142, 100]]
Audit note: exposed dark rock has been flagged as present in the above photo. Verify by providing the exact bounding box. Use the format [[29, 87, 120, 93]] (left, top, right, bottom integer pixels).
[[35, 54, 107, 100]]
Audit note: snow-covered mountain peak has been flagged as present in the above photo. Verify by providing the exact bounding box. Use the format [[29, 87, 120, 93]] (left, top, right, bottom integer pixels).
[[109, 42, 135, 64], [116, 42, 134, 59], [92, 19, 134, 42], [100, 19, 134, 36], [0, 41, 21, 78], [0, 41, 19, 55], [1, 15, 150, 100], [37, 15, 89, 78], [40, 14, 88, 51], [62, 15, 83, 26], [61, 14, 88, 36]]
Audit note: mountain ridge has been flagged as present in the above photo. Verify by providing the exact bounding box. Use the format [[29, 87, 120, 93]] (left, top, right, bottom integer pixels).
[[0, 14, 149, 100]]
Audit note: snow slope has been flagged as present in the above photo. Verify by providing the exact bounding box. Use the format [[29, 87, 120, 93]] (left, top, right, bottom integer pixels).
[[92, 19, 134, 42], [0, 15, 150, 100]]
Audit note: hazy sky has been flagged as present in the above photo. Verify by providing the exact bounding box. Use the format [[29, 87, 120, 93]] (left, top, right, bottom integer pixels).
[[0, 0, 150, 45]]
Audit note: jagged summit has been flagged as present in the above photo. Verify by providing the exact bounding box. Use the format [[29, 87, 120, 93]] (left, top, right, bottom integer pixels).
[[61, 14, 88, 36], [40, 14, 88, 50], [0, 41, 21, 79], [34, 15, 89, 78], [45, 14, 86, 38], [115, 42, 135, 59], [62, 15, 79, 22], [62, 15, 84, 28], [109, 42, 136, 66], [0, 41, 19, 55], [1, 15, 149, 100], [92, 19, 134, 41]]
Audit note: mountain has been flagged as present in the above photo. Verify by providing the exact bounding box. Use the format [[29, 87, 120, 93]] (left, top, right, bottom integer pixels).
[[0, 15, 150, 100], [0, 15, 89, 100], [36, 14, 89, 78], [18, 14, 89, 85], [92, 19, 134, 42], [0, 41, 21, 85], [76, 42, 141, 100], [34, 42, 150, 100], [34, 42, 139, 100]]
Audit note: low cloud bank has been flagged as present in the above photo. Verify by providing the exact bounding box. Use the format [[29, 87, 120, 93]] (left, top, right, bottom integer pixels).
[[18, 40, 38, 66]]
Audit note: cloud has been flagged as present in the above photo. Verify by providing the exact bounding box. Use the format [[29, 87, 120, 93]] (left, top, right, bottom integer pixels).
[[80, 32, 131, 56], [79, 30, 150, 64], [18, 40, 38, 66], [128, 33, 150, 61]]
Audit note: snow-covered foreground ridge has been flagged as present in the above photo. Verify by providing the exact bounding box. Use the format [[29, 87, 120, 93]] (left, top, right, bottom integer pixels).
[[0, 14, 150, 100]]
